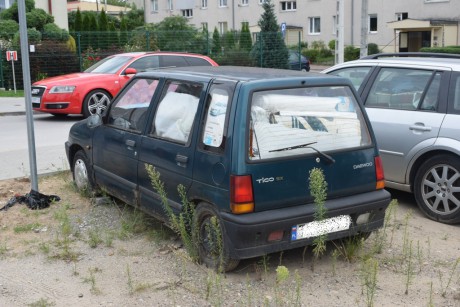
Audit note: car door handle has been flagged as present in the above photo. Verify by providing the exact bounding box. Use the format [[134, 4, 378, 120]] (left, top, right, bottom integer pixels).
[[409, 123, 431, 132], [175, 154, 188, 167], [125, 139, 136, 148]]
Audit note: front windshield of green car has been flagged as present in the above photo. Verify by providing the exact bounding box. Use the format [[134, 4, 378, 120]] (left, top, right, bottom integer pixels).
[[84, 55, 133, 74]]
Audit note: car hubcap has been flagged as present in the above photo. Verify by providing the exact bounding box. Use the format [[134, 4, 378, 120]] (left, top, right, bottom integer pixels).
[[88, 92, 110, 115], [421, 164, 460, 215], [74, 158, 89, 190]]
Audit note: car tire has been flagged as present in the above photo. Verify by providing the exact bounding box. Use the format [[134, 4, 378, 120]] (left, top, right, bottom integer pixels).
[[82, 90, 111, 118], [72, 150, 97, 195], [413, 154, 460, 224], [193, 202, 240, 272]]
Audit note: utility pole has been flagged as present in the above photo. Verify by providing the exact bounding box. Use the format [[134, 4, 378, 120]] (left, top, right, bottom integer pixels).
[[360, 0, 368, 58], [336, 0, 344, 64]]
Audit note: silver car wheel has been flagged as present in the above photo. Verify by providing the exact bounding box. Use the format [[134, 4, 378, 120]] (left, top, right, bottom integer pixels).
[[74, 158, 89, 190], [421, 163, 460, 216], [87, 91, 110, 115]]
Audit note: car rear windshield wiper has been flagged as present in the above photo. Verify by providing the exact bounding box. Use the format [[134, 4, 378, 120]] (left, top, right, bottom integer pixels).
[[269, 142, 336, 164]]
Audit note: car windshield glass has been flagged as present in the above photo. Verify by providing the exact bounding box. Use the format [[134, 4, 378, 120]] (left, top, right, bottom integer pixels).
[[249, 86, 371, 160], [85, 55, 133, 74]]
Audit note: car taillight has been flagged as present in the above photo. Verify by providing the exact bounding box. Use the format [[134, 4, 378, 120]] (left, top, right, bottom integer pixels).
[[375, 156, 385, 190], [230, 175, 254, 214]]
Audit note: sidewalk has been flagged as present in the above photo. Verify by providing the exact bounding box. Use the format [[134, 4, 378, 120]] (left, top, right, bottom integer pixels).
[[0, 97, 27, 116]]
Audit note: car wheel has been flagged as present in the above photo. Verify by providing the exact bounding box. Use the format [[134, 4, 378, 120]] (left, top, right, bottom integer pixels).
[[72, 150, 97, 195], [83, 90, 111, 118], [414, 154, 460, 224], [193, 203, 240, 272]]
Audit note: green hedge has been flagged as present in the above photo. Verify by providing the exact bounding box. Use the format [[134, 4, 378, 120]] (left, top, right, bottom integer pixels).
[[420, 46, 460, 54]]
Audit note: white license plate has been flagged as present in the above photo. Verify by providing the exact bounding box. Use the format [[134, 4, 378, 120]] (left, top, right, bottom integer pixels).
[[31, 97, 40, 104], [291, 215, 351, 240]]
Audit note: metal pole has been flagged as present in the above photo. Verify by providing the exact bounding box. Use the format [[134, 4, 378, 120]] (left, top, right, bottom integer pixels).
[[11, 56, 17, 93], [18, 0, 39, 191], [360, 0, 369, 58], [0, 51, 4, 89]]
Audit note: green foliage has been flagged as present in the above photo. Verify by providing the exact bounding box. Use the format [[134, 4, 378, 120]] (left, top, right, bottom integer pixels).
[[420, 46, 460, 54], [223, 30, 236, 51], [328, 40, 336, 51], [212, 27, 221, 55], [239, 22, 252, 51], [309, 168, 328, 259], [345, 45, 360, 61], [0, 20, 19, 40], [127, 25, 157, 51], [42, 23, 69, 42], [119, 17, 128, 46], [13, 27, 41, 46], [0, 0, 35, 22], [26, 8, 54, 31], [154, 16, 203, 52], [367, 43, 380, 55], [123, 8, 145, 30], [74, 9, 82, 32], [251, 0, 289, 69], [98, 11, 109, 49]]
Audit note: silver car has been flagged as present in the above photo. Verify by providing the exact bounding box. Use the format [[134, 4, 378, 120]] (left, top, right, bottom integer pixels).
[[323, 53, 460, 224]]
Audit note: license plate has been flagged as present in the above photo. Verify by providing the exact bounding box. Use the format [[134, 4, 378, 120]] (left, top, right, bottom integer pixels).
[[31, 97, 40, 104], [291, 215, 351, 240]]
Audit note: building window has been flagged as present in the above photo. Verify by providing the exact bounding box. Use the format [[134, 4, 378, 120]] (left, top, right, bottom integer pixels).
[[182, 9, 193, 18], [309, 17, 321, 34], [369, 14, 377, 33], [202, 22, 208, 31], [167, 0, 173, 11], [219, 0, 228, 7], [259, 0, 267, 4], [332, 15, 337, 34], [219, 22, 228, 34], [241, 0, 249, 5], [151, 0, 158, 12], [202, 0, 208, 8], [281, 1, 296, 11], [396, 12, 408, 21]]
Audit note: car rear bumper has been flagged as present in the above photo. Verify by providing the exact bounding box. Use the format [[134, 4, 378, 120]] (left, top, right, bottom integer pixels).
[[220, 189, 391, 259]]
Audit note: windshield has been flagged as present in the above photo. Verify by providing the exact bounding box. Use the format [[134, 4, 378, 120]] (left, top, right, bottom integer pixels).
[[249, 86, 372, 160], [84, 55, 133, 74]]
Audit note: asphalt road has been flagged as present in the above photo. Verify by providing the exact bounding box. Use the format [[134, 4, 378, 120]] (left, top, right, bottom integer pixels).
[[0, 113, 82, 180]]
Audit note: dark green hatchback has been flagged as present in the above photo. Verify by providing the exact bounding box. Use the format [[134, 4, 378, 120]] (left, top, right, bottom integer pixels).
[[65, 66, 391, 271]]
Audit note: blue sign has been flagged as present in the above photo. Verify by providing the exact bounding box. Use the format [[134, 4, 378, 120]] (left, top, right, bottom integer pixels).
[[281, 22, 286, 38]]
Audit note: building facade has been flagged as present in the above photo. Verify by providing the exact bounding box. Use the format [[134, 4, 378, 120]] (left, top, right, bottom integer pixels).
[[144, 0, 460, 52]]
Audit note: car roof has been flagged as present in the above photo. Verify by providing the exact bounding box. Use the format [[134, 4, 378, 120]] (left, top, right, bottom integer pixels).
[[136, 66, 342, 83], [111, 51, 213, 58], [326, 55, 460, 71]]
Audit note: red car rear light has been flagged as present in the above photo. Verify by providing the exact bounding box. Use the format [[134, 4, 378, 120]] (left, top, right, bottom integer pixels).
[[375, 156, 385, 190], [230, 175, 254, 214]]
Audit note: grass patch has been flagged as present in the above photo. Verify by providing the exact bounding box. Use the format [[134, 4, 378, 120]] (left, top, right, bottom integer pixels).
[[14, 222, 42, 234], [0, 89, 24, 97]]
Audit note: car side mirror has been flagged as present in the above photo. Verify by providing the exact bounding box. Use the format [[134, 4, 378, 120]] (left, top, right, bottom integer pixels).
[[124, 68, 137, 75], [87, 114, 102, 128]]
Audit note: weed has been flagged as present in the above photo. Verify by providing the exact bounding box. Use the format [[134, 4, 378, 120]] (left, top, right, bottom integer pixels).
[[118, 206, 149, 239], [401, 210, 413, 262], [258, 254, 270, 275], [309, 167, 328, 259], [0, 241, 8, 256], [83, 267, 102, 295], [14, 222, 42, 233], [404, 240, 414, 295], [441, 257, 460, 298], [205, 271, 224, 306], [126, 264, 133, 294], [332, 235, 364, 262], [87, 228, 103, 248], [38, 242, 50, 254], [360, 257, 379, 307], [27, 297, 55, 307]]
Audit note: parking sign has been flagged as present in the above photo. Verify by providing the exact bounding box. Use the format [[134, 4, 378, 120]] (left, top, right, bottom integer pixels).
[[6, 51, 18, 61]]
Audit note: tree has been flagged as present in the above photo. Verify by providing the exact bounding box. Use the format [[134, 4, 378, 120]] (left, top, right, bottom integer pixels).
[[251, 0, 289, 69], [239, 22, 252, 52], [0, 0, 35, 22], [212, 27, 221, 55], [155, 16, 201, 52], [74, 8, 83, 32], [119, 17, 128, 46], [98, 10, 109, 49], [26, 8, 54, 31], [0, 20, 19, 40]]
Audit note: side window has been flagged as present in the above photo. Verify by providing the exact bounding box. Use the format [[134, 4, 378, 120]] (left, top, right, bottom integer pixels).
[[448, 72, 460, 114], [108, 78, 159, 132], [160, 55, 188, 68], [366, 68, 435, 110], [420, 72, 441, 111], [327, 67, 372, 91], [201, 82, 235, 152], [184, 57, 213, 66], [151, 80, 203, 144], [127, 56, 159, 72]]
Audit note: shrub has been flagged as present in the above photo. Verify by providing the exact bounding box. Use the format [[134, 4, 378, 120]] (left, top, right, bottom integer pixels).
[[344, 45, 360, 61], [368, 43, 380, 55]]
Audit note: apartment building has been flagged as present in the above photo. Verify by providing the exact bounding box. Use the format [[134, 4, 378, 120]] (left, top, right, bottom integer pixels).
[[144, 0, 460, 51]]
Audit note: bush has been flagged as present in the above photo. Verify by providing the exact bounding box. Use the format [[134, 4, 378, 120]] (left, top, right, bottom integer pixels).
[[367, 43, 380, 55], [42, 23, 70, 42], [304, 49, 319, 63], [13, 27, 41, 46], [420, 46, 460, 54], [344, 45, 359, 61], [328, 40, 336, 51]]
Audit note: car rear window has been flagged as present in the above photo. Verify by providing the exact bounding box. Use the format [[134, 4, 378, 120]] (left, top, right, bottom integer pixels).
[[248, 86, 371, 160]]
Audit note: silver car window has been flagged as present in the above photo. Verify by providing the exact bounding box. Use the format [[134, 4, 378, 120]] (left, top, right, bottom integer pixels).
[[327, 66, 372, 91]]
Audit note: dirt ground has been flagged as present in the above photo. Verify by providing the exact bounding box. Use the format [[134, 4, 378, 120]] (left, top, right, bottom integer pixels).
[[0, 172, 459, 307]]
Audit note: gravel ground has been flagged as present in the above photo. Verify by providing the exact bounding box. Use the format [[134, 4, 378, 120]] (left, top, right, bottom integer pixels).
[[0, 172, 459, 307]]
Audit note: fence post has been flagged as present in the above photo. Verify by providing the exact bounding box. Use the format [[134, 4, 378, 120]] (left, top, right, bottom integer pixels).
[[77, 32, 82, 71], [259, 33, 263, 68], [146, 31, 150, 51], [0, 51, 4, 89]]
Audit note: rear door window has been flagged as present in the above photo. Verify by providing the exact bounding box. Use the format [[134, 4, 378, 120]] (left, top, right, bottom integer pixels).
[[249, 86, 371, 160], [326, 66, 372, 91]]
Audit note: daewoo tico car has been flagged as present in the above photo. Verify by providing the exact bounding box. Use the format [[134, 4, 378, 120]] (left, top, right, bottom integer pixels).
[[65, 66, 391, 271], [31, 52, 218, 118], [323, 53, 460, 224]]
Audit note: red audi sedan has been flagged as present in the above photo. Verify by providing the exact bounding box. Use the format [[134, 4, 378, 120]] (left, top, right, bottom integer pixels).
[[31, 52, 218, 117]]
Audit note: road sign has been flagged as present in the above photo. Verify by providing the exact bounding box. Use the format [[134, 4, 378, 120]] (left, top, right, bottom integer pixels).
[[6, 51, 18, 61], [281, 23, 286, 39]]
